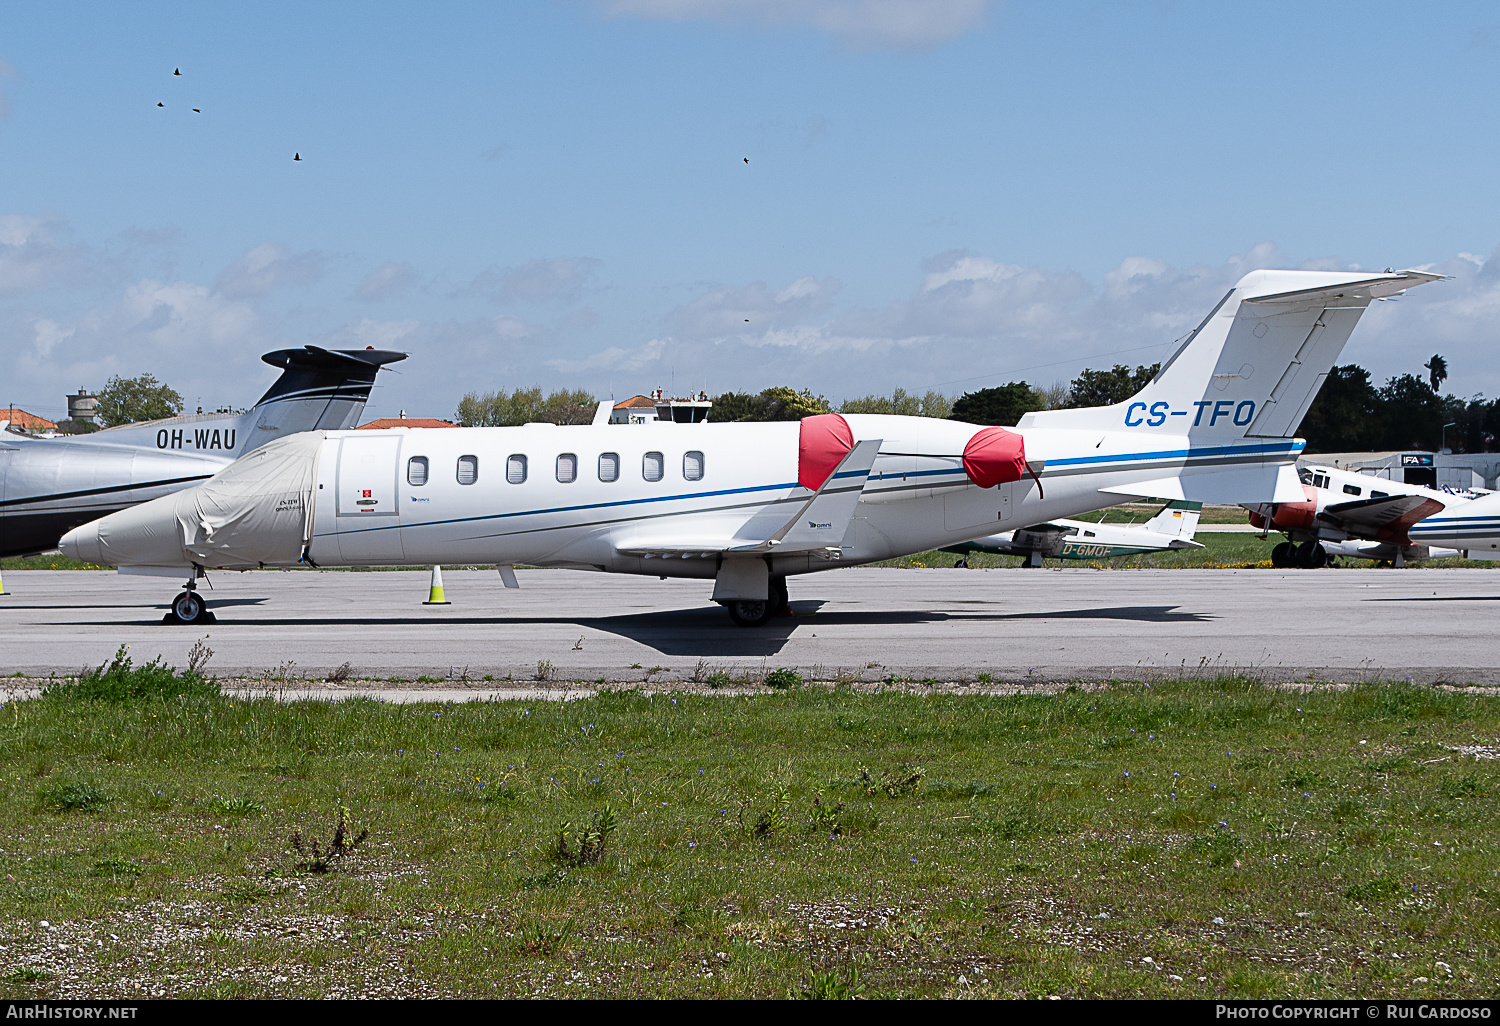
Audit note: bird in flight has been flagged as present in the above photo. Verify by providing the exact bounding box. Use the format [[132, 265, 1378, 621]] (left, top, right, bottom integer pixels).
[[743, 157, 749, 163], [293, 153, 302, 161], [173, 68, 181, 76], [192, 108, 200, 113], [157, 102, 164, 107]]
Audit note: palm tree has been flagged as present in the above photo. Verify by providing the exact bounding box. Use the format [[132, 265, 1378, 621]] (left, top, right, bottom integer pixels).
[[1424, 354, 1449, 393]]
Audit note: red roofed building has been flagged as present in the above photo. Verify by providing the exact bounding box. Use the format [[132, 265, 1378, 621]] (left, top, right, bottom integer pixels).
[[358, 413, 458, 430], [611, 395, 658, 424], [1, 408, 58, 434]]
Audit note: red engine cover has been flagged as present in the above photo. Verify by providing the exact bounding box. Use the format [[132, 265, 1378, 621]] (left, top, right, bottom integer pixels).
[[797, 413, 854, 491], [962, 426, 1027, 488], [1270, 485, 1319, 531]]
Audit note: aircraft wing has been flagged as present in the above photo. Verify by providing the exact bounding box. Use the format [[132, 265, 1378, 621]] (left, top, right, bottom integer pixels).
[[1321, 494, 1445, 534], [616, 439, 882, 560]]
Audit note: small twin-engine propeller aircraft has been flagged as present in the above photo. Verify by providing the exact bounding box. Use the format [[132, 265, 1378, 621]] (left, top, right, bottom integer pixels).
[[0, 347, 405, 559], [59, 268, 1440, 625], [1243, 462, 1476, 567], [943, 500, 1203, 567]]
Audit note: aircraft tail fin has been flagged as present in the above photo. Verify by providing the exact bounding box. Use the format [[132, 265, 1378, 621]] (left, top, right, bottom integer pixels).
[[1144, 499, 1202, 541], [1017, 269, 1442, 440], [245, 346, 407, 451]]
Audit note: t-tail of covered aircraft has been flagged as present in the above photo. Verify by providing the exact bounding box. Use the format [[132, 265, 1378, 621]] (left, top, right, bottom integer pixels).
[[1015, 268, 1442, 504], [61, 346, 407, 457], [247, 347, 408, 447]]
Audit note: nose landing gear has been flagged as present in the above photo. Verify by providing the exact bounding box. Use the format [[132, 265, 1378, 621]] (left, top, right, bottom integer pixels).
[[164, 574, 215, 625]]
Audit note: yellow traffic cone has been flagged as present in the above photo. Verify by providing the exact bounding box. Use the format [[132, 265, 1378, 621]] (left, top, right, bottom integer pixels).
[[423, 565, 450, 605]]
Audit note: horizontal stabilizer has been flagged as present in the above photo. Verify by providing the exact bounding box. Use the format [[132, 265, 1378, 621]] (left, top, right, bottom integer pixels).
[[1245, 271, 1442, 305]]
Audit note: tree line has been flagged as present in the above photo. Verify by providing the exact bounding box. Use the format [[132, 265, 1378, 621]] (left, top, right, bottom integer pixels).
[[87, 353, 1500, 456]]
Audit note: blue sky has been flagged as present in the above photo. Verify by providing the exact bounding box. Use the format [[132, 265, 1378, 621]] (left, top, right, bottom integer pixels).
[[4, 0, 1499, 422]]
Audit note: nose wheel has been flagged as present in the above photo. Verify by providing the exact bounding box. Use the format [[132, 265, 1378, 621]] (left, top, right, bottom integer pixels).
[[163, 577, 215, 625]]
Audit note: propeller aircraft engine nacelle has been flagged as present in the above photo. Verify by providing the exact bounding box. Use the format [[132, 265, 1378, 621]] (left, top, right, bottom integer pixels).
[[1246, 484, 1319, 531]]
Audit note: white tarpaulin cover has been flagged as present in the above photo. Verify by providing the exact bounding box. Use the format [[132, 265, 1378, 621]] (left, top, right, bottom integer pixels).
[[63, 433, 323, 569]]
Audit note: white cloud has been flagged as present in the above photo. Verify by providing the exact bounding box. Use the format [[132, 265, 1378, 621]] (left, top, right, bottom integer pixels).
[[318, 316, 423, 350], [0, 214, 95, 294], [666, 275, 841, 337], [353, 261, 419, 303], [600, 0, 989, 50], [214, 242, 328, 299], [546, 337, 668, 374], [456, 257, 603, 304]]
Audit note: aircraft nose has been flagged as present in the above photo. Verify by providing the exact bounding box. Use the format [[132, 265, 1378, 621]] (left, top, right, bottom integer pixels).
[[60, 522, 103, 564]]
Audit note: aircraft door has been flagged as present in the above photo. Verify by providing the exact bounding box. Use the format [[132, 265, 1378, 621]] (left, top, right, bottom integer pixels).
[[943, 481, 1012, 532], [334, 435, 406, 563]]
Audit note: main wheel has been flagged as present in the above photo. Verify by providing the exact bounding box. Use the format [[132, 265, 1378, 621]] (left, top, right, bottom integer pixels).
[[1271, 541, 1296, 568], [769, 575, 789, 617], [725, 599, 776, 627], [170, 590, 205, 624], [1296, 540, 1327, 569]]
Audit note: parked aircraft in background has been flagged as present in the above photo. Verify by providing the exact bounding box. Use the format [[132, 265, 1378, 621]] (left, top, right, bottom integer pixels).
[[944, 501, 1203, 567], [59, 268, 1440, 625], [1243, 463, 1478, 567], [1408, 490, 1500, 556], [0, 347, 404, 558]]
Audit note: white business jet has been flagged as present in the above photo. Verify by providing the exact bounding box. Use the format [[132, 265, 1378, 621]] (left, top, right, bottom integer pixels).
[[60, 268, 1439, 625]]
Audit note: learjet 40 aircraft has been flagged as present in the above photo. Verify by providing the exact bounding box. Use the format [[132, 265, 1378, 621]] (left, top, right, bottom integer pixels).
[[0, 347, 404, 558], [60, 268, 1439, 625], [942, 501, 1204, 567]]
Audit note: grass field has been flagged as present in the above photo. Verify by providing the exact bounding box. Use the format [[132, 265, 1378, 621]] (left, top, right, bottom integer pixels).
[[1, 671, 1497, 998]]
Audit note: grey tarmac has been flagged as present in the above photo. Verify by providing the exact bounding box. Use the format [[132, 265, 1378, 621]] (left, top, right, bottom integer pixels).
[[2, 566, 1498, 685]]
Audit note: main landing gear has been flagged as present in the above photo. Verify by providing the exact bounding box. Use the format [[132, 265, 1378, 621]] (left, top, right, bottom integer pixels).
[[724, 576, 789, 628], [164, 574, 215, 625], [1271, 540, 1327, 569]]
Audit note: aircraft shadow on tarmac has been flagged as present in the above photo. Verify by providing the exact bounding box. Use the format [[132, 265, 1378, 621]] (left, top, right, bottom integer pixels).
[[77, 600, 1215, 657], [16, 598, 269, 611], [1367, 596, 1500, 602]]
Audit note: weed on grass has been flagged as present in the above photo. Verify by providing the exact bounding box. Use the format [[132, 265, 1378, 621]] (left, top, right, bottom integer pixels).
[[45, 644, 216, 702], [290, 804, 369, 874], [555, 805, 616, 866], [765, 668, 803, 690], [37, 780, 109, 812]]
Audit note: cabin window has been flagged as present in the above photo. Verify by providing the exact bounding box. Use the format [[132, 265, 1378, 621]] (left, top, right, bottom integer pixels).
[[598, 452, 619, 482], [457, 455, 478, 485], [1372, 490, 1388, 499], [556, 453, 578, 483], [643, 451, 664, 482], [506, 454, 527, 484], [683, 450, 704, 481], [407, 456, 428, 486], [1298, 468, 1314, 485], [1343, 484, 1361, 496]]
